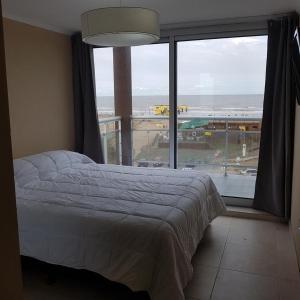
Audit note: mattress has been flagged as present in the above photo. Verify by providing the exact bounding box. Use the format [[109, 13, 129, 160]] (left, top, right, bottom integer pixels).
[[14, 150, 226, 300]]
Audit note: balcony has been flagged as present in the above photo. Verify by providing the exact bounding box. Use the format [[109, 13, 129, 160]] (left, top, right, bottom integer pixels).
[[99, 117, 122, 165], [100, 115, 261, 200]]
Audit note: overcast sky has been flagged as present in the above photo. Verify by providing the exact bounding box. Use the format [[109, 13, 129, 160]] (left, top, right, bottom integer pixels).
[[93, 35, 267, 96]]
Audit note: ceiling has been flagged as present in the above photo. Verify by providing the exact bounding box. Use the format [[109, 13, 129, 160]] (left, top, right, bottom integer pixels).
[[2, 0, 300, 34]]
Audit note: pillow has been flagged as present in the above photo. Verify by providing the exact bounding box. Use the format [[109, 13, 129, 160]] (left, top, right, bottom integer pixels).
[[14, 151, 95, 187]]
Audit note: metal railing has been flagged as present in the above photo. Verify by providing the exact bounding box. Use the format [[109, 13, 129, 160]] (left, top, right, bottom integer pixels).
[[99, 116, 122, 165], [131, 115, 261, 176]]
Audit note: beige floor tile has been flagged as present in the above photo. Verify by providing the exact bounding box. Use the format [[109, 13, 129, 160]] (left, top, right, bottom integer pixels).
[[192, 239, 226, 268], [211, 269, 279, 300], [228, 218, 277, 248], [184, 265, 218, 300], [276, 224, 300, 281], [220, 241, 278, 276], [203, 219, 230, 243], [192, 216, 229, 268], [210, 216, 232, 227], [279, 279, 300, 300], [277, 251, 300, 281]]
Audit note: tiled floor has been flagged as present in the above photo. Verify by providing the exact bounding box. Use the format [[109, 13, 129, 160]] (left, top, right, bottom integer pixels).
[[23, 217, 300, 300]]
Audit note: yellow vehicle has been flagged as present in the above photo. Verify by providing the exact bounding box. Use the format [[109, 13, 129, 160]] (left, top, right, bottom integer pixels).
[[152, 105, 188, 115], [204, 131, 212, 137], [153, 105, 169, 115]]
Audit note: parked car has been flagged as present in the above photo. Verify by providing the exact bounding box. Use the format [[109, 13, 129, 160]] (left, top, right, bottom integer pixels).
[[153, 162, 164, 168], [138, 161, 149, 167], [240, 168, 257, 176]]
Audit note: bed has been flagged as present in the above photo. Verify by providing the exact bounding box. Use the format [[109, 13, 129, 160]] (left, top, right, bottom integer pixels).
[[14, 150, 226, 300]]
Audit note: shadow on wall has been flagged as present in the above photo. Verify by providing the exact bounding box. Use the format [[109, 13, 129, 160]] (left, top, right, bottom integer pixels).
[[3, 18, 75, 158]]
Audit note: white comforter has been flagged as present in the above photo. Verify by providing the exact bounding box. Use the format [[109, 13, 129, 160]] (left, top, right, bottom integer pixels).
[[14, 151, 225, 300]]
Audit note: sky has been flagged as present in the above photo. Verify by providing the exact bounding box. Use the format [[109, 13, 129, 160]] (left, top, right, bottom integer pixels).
[[93, 35, 268, 97]]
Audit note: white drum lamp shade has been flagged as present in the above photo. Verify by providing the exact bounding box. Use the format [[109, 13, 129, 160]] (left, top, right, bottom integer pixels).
[[81, 7, 160, 47]]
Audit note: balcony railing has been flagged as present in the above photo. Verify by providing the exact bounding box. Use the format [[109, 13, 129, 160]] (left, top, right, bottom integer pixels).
[[132, 116, 261, 170], [99, 115, 261, 199], [99, 116, 122, 165], [131, 115, 261, 199]]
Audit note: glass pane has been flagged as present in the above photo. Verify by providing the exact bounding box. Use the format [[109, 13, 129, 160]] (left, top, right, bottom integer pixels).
[[94, 48, 120, 164], [93, 48, 115, 118], [177, 36, 267, 199], [177, 118, 226, 173], [131, 43, 169, 167], [132, 118, 169, 167], [99, 120, 121, 165]]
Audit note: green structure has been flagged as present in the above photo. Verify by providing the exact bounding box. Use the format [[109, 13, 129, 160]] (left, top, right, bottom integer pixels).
[[179, 119, 209, 130]]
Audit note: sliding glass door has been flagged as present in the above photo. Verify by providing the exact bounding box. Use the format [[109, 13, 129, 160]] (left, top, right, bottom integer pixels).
[[94, 47, 115, 118], [176, 36, 268, 200], [92, 31, 268, 204]]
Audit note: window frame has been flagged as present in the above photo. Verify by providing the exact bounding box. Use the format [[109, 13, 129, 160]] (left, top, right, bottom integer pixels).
[[92, 19, 269, 207], [167, 24, 268, 207], [167, 22, 268, 170]]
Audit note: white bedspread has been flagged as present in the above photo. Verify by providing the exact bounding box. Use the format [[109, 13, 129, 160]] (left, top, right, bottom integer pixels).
[[14, 151, 225, 300]]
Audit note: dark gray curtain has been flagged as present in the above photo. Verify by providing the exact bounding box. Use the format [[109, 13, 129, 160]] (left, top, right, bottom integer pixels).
[[71, 33, 104, 163], [292, 28, 300, 104], [253, 14, 299, 219]]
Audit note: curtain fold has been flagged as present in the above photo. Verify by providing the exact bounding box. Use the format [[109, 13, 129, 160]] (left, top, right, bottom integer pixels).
[[292, 28, 300, 104], [253, 14, 299, 219], [71, 33, 104, 164]]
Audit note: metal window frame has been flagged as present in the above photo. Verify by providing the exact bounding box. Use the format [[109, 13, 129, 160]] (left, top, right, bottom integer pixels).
[[98, 117, 122, 165], [92, 15, 272, 207], [169, 35, 177, 169], [165, 19, 268, 207], [167, 21, 268, 168]]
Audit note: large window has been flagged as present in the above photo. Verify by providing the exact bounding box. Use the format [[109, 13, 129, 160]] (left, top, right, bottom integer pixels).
[[131, 43, 170, 167], [94, 48, 121, 164], [176, 36, 268, 198], [92, 31, 268, 203], [93, 47, 115, 118]]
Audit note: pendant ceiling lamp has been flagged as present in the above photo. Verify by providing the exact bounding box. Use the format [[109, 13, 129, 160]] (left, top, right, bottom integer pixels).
[[81, 2, 160, 47]]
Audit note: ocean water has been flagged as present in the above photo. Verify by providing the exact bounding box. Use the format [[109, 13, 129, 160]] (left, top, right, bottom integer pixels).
[[97, 94, 264, 116]]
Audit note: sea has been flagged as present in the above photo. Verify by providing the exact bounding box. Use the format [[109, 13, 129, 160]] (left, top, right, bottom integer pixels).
[[97, 94, 264, 118]]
